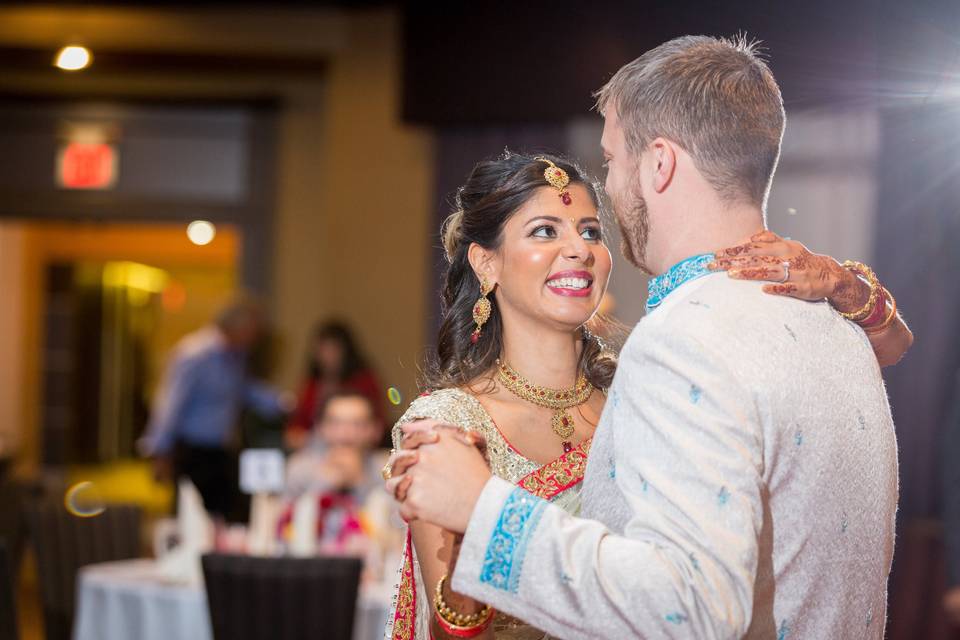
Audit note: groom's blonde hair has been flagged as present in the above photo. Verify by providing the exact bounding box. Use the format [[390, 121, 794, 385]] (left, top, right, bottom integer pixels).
[[595, 34, 785, 209]]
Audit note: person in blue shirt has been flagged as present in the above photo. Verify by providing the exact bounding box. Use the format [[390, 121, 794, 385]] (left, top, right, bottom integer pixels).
[[141, 296, 288, 519]]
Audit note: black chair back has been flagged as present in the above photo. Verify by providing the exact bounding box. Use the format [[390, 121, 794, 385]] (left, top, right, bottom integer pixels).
[[0, 540, 17, 640], [202, 554, 363, 640], [0, 476, 40, 585], [25, 501, 141, 640]]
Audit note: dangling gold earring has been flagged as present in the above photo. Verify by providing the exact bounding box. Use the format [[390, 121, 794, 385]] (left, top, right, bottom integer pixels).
[[471, 276, 493, 344]]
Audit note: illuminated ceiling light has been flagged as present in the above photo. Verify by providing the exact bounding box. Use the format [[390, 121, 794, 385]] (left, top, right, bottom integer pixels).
[[187, 220, 216, 246], [54, 45, 92, 71]]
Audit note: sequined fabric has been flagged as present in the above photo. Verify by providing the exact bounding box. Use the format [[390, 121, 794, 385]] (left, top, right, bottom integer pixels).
[[393, 389, 542, 483], [645, 252, 714, 312]]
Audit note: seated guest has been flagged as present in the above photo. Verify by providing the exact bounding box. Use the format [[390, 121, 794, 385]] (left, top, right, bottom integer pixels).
[[286, 320, 384, 450], [282, 391, 393, 558]]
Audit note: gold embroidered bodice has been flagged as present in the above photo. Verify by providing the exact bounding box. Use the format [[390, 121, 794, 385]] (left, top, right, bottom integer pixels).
[[392, 388, 541, 484]]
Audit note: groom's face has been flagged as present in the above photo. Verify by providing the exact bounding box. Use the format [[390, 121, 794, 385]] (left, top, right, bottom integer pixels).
[[601, 109, 652, 274]]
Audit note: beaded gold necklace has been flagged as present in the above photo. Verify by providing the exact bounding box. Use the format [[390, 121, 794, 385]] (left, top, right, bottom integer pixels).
[[496, 359, 593, 453]]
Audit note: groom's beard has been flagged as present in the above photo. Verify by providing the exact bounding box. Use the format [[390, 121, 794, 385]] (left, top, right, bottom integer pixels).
[[612, 179, 652, 275]]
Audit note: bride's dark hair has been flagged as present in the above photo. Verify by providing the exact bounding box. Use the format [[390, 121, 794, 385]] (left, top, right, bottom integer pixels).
[[423, 150, 619, 392]]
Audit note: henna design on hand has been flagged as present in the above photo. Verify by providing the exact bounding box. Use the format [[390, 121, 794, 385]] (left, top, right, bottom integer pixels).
[[788, 252, 812, 272], [717, 243, 759, 258], [732, 267, 776, 280], [714, 255, 782, 270], [767, 284, 799, 295], [830, 268, 870, 313]]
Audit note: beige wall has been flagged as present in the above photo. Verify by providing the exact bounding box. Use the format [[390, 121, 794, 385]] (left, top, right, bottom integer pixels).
[[288, 12, 434, 412], [0, 224, 27, 460], [269, 10, 434, 412], [0, 7, 434, 466]]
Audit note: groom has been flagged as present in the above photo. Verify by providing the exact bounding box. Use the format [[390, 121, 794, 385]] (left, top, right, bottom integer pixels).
[[389, 35, 898, 638]]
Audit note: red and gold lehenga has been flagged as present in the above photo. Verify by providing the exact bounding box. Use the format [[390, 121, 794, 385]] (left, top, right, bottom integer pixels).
[[384, 388, 591, 640]]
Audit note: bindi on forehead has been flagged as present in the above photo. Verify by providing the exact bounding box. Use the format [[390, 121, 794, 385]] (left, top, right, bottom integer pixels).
[[526, 187, 595, 219]]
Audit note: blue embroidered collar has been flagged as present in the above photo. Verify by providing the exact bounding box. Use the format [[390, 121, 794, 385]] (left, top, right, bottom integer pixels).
[[646, 253, 715, 313]]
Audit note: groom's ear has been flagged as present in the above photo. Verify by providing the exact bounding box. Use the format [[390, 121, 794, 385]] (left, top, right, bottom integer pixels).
[[467, 242, 499, 286], [649, 137, 677, 194]]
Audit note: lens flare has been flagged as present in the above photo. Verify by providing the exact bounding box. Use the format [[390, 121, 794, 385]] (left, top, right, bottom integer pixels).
[[64, 481, 106, 518], [387, 387, 403, 406]]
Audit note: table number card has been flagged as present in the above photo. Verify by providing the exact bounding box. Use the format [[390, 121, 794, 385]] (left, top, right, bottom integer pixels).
[[239, 449, 285, 495]]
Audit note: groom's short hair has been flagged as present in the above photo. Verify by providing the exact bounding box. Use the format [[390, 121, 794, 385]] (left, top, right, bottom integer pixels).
[[595, 35, 785, 209]]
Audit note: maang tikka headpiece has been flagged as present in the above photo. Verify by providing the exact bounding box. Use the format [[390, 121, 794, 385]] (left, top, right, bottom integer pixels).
[[535, 157, 573, 206]]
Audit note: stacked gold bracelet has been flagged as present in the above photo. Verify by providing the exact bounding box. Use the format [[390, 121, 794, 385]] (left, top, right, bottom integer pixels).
[[434, 574, 493, 632], [864, 287, 898, 334], [840, 260, 882, 322]]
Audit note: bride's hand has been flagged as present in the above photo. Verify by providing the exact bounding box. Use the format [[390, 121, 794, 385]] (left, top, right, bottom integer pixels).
[[386, 425, 491, 531], [709, 230, 869, 314], [384, 419, 487, 503]]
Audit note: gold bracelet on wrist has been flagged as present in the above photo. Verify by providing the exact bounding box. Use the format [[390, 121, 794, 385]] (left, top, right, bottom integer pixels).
[[434, 574, 493, 629], [840, 260, 882, 322], [864, 287, 898, 334]]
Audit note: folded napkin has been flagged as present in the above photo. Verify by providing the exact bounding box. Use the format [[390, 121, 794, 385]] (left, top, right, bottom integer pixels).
[[156, 479, 214, 584]]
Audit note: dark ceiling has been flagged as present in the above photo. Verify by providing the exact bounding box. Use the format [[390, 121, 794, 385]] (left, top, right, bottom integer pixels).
[[402, 0, 960, 125]]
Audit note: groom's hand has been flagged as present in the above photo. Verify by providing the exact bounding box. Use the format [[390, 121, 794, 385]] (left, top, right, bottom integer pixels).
[[386, 424, 492, 533]]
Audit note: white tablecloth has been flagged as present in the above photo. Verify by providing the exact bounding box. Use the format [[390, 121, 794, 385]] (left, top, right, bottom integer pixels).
[[73, 559, 391, 640]]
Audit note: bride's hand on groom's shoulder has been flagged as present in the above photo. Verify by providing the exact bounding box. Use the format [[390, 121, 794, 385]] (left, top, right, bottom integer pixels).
[[383, 421, 491, 533], [709, 230, 868, 311]]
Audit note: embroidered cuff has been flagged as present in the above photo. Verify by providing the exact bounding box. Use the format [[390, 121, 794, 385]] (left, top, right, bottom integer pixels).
[[453, 477, 548, 597]]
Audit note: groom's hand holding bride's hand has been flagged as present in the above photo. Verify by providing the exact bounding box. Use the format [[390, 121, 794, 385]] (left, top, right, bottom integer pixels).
[[384, 420, 492, 534]]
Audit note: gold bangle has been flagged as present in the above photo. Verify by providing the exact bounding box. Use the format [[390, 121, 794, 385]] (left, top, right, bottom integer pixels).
[[840, 261, 881, 322], [434, 574, 493, 629], [864, 287, 898, 334]]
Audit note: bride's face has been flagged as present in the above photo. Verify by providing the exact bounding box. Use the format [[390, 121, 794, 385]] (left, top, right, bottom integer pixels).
[[488, 183, 612, 332]]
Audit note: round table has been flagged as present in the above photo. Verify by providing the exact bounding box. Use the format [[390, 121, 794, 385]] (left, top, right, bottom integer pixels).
[[73, 558, 391, 640]]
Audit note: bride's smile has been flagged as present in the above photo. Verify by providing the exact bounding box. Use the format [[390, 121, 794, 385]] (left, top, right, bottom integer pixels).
[[545, 269, 594, 296]]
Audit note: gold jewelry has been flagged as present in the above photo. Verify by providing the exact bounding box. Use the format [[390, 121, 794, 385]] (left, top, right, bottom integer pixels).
[[535, 156, 573, 205], [434, 574, 493, 629], [864, 287, 898, 334], [470, 276, 493, 345], [496, 359, 593, 445], [840, 261, 881, 322], [381, 456, 393, 481]]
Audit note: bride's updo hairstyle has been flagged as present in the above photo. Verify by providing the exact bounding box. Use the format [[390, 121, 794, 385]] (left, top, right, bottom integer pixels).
[[424, 150, 618, 391]]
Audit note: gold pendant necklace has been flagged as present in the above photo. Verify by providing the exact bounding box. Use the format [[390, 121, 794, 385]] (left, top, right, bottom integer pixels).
[[496, 359, 594, 450]]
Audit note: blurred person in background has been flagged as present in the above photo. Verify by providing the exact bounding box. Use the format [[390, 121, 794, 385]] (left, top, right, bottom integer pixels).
[[140, 295, 290, 520], [285, 390, 387, 500], [286, 319, 384, 449], [282, 391, 398, 574]]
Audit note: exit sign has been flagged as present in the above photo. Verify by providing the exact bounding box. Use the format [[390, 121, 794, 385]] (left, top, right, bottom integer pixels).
[[57, 142, 117, 190]]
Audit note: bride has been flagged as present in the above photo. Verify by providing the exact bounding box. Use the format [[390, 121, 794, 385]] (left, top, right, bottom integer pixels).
[[383, 151, 912, 640]]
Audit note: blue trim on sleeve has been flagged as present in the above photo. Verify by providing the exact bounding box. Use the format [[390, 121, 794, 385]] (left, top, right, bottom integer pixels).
[[479, 487, 549, 593]]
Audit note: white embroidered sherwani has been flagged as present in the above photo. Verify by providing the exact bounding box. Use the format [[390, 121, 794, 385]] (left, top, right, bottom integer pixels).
[[451, 256, 899, 639]]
